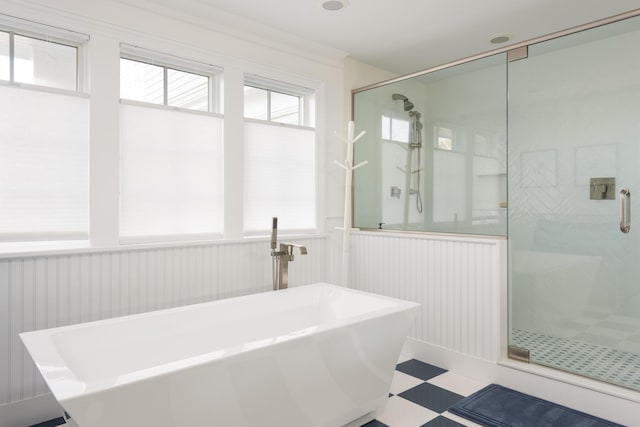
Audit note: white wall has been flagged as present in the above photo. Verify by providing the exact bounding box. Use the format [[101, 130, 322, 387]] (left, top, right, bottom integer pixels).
[[350, 231, 503, 362]]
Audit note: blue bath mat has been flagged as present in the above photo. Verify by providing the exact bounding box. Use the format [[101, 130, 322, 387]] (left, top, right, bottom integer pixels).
[[448, 384, 624, 427]]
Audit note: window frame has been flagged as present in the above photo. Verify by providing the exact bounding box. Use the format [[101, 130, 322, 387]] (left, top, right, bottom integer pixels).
[[244, 84, 303, 125], [0, 26, 84, 93], [0, 18, 89, 250], [243, 74, 315, 128], [242, 74, 318, 236], [118, 46, 225, 244], [119, 45, 219, 114]]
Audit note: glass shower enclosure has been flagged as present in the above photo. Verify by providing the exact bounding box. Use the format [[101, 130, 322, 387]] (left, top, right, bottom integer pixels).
[[508, 15, 640, 390], [352, 10, 640, 390]]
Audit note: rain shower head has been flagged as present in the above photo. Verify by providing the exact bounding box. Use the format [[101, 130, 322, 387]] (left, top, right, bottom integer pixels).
[[392, 93, 414, 111]]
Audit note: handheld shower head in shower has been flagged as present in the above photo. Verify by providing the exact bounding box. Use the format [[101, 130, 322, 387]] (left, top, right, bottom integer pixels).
[[392, 93, 414, 111]]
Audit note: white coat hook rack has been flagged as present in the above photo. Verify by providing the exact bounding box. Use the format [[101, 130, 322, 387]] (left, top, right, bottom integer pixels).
[[334, 121, 367, 286]]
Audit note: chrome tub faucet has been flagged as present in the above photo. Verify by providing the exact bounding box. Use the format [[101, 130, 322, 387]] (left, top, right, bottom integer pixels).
[[271, 217, 307, 290]]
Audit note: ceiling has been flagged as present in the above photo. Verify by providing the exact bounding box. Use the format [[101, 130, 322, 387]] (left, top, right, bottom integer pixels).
[[120, 0, 640, 75]]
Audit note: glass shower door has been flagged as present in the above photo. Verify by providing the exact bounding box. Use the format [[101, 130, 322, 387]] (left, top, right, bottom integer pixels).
[[508, 15, 640, 390]]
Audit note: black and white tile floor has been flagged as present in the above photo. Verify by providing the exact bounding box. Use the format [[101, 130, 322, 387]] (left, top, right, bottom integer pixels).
[[362, 355, 486, 427], [32, 355, 487, 427]]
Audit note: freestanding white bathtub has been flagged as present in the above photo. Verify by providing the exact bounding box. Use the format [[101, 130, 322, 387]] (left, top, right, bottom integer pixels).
[[21, 283, 419, 427]]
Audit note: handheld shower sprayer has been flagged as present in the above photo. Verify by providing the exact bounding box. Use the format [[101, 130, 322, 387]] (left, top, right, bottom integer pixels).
[[270, 217, 278, 250], [392, 93, 424, 214]]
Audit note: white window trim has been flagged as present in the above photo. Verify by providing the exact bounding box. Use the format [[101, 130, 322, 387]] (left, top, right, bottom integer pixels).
[[0, 16, 328, 255], [243, 116, 314, 132], [119, 233, 224, 246], [0, 16, 87, 93], [119, 98, 223, 119], [244, 73, 314, 127], [120, 43, 221, 113], [121, 43, 221, 76], [0, 79, 88, 98], [0, 13, 89, 44]]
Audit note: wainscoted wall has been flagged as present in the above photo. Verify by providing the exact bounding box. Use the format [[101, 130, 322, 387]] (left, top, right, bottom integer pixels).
[[0, 236, 329, 407], [349, 231, 504, 362]]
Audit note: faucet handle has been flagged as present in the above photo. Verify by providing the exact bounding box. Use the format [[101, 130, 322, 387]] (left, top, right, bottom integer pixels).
[[280, 242, 308, 255]]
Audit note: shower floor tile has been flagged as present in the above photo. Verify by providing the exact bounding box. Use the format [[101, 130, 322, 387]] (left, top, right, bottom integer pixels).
[[512, 328, 640, 390]]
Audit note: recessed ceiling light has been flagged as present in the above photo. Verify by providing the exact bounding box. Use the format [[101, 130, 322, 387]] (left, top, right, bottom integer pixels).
[[322, 0, 349, 11], [490, 34, 511, 44]]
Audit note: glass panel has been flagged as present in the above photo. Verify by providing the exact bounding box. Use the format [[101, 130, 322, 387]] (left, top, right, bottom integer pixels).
[[244, 121, 315, 232], [167, 68, 208, 111], [120, 58, 164, 105], [271, 91, 299, 125], [433, 150, 466, 224], [508, 15, 640, 390], [244, 85, 268, 120], [14, 35, 77, 91], [0, 31, 9, 81], [120, 104, 223, 238], [353, 53, 507, 235]]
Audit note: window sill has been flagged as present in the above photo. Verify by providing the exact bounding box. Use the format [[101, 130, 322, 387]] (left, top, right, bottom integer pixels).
[[0, 233, 329, 259]]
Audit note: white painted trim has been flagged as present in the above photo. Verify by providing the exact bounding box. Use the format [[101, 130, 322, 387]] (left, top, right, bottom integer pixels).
[[88, 33, 120, 250], [351, 229, 505, 245], [403, 337, 499, 384], [0, 80, 88, 98], [497, 359, 640, 404], [403, 337, 640, 426], [119, 99, 224, 118], [0, 234, 328, 259], [243, 117, 315, 132], [0, 393, 63, 427]]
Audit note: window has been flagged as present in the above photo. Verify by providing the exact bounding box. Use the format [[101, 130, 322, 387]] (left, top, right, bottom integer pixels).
[[120, 56, 210, 112], [0, 28, 78, 91], [436, 126, 454, 151], [381, 114, 410, 143], [120, 58, 163, 105], [0, 19, 88, 244], [243, 75, 316, 233], [119, 46, 223, 242], [244, 85, 301, 125]]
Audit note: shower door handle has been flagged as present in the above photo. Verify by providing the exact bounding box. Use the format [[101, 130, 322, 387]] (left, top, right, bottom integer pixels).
[[620, 188, 631, 233]]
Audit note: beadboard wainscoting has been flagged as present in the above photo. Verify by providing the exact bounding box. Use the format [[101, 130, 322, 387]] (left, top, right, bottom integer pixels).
[[349, 231, 505, 362], [0, 236, 329, 408]]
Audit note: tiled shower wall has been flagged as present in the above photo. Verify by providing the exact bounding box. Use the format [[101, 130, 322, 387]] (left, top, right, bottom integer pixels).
[[349, 231, 503, 362], [0, 236, 330, 406]]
